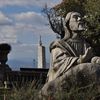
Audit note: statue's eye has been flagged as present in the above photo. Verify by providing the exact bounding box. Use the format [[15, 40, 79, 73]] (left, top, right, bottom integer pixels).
[[73, 15, 81, 21], [77, 17, 81, 21], [73, 15, 78, 19]]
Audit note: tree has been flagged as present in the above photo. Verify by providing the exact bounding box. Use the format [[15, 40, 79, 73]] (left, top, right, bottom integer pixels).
[[43, 0, 100, 55], [83, 0, 100, 55]]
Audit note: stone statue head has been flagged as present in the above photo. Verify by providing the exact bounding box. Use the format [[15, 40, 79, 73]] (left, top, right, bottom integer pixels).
[[63, 12, 86, 40], [65, 12, 85, 32], [0, 43, 11, 64]]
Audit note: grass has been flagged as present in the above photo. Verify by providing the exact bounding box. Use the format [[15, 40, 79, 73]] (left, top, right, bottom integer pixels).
[[0, 71, 100, 100], [0, 80, 41, 100]]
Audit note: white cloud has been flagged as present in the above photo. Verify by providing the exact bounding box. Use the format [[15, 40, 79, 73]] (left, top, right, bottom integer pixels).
[[0, 12, 16, 43], [13, 11, 47, 25], [0, 11, 12, 25], [0, 0, 60, 44], [0, 0, 62, 8], [0, 11, 55, 44], [0, 0, 61, 44], [0, 26, 17, 43], [14, 12, 35, 21], [12, 11, 54, 35]]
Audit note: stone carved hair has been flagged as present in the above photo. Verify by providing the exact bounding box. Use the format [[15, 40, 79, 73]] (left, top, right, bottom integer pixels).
[[62, 12, 74, 40]]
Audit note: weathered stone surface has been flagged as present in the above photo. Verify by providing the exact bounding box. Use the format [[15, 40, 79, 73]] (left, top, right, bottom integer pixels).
[[39, 12, 100, 99]]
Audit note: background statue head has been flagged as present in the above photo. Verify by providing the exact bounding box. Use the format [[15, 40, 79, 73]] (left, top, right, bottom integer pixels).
[[0, 43, 11, 65]]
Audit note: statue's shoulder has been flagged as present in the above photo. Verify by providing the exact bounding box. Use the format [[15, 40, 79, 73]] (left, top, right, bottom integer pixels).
[[49, 40, 62, 52]]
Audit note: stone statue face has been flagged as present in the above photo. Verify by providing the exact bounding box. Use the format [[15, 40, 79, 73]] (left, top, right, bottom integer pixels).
[[69, 12, 85, 32]]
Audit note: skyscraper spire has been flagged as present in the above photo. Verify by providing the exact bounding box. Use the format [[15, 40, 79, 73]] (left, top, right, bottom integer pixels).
[[38, 35, 46, 69], [39, 35, 42, 46]]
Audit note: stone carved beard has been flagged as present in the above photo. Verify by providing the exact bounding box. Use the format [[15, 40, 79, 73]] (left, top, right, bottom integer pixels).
[[69, 21, 86, 32], [63, 21, 85, 40]]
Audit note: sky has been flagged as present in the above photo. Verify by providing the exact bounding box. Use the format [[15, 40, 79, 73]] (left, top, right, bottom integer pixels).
[[0, 0, 62, 70]]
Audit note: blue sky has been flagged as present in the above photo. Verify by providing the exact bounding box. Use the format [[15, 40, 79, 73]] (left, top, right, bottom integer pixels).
[[0, 0, 62, 70]]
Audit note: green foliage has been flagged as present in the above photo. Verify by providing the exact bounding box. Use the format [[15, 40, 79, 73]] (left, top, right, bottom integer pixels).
[[43, 0, 100, 55], [54, 0, 86, 17], [83, 0, 100, 50]]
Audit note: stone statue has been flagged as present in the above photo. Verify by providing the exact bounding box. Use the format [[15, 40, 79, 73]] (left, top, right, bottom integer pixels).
[[0, 43, 11, 82], [39, 12, 100, 99]]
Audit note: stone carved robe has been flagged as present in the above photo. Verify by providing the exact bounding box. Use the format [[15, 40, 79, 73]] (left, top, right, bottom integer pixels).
[[47, 38, 91, 82]]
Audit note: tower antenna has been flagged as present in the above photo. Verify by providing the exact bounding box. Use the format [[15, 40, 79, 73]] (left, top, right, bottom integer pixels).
[[39, 35, 42, 46]]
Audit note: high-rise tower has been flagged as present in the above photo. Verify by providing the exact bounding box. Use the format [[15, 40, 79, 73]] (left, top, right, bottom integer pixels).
[[37, 36, 46, 69]]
